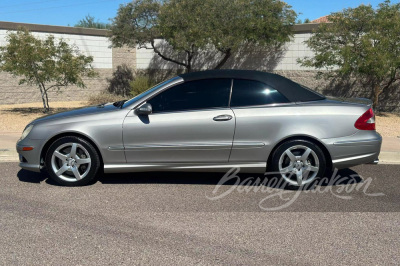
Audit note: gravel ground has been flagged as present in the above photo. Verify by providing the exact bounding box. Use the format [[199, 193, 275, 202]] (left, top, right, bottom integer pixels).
[[0, 101, 87, 133], [375, 112, 400, 137], [0, 102, 399, 137]]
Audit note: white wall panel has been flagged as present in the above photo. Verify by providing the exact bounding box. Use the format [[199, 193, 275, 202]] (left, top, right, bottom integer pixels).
[[136, 33, 316, 71], [0, 29, 112, 69]]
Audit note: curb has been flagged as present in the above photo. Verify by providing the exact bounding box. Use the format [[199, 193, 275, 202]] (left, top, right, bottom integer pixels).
[[378, 151, 400, 165], [1, 150, 400, 164], [0, 150, 19, 162]]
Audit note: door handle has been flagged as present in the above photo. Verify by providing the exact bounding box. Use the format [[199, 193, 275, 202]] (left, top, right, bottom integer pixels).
[[213, 114, 233, 121]]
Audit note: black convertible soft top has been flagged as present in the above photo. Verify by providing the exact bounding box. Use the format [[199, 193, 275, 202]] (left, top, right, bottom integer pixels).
[[179, 70, 325, 102]]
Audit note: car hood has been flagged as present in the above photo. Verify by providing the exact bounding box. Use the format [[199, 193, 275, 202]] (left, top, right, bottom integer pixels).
[[31, 103, 120, 125]]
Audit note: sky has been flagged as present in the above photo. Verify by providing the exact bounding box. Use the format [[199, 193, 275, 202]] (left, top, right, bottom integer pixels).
[[0, 0, 391, 27]]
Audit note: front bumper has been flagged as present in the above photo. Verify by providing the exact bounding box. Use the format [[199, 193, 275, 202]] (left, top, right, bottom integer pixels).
[[16, 138, 45, 173], [18, 161, 41, 172]]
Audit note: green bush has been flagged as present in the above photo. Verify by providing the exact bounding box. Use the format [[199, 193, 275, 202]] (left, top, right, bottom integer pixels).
[[107, 64, 134, 97], [130, 74, 157, 96], [87, 91, 126, 105]]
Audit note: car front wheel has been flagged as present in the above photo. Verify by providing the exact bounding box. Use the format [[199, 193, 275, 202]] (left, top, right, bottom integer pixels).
[[45, 136, 101, 186], [270, 139, 326, 187]]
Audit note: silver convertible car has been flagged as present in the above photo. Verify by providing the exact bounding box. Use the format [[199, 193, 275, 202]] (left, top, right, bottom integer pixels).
[[17, 70, 382, 186]]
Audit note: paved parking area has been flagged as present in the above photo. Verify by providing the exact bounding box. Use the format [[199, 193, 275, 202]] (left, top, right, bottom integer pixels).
[[0, 162, 399, 265]]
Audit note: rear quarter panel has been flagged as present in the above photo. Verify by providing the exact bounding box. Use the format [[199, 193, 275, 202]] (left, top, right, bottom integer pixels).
[[229, 101, 369, 162]]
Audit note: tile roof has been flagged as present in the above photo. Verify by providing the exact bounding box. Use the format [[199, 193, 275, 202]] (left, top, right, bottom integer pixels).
[[311, 15, 330, 23]]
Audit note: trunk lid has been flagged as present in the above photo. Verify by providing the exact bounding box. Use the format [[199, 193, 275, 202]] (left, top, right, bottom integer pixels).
[[326, 96, 372, 107]]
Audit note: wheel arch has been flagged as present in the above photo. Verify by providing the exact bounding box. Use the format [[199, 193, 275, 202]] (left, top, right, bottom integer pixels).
[[40, 131, 104, 168], [267, 135, 332, 171]]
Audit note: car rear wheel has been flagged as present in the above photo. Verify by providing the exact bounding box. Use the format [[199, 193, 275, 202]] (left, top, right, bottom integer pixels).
[[270, 139, 326, 186], [45, 136, 101, 186]]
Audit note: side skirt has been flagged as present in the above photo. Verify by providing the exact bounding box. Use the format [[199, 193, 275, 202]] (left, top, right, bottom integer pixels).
[[104, 162, 266, 174]]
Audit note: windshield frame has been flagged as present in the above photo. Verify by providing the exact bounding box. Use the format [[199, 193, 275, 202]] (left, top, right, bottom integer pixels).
[[122, 76, 183, 109]]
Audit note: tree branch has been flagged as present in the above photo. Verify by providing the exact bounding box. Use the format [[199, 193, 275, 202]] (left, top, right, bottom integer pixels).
[[382, 76, 396, 91], [46, 83, 67, 92], [214, 48, 232, 69], [150, 40, 188, 68]]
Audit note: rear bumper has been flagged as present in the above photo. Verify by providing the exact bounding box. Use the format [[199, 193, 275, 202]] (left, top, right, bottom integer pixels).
[[367, 159, 379, 164], [331, 151, 380, 168], [323, 131, 382, 169]]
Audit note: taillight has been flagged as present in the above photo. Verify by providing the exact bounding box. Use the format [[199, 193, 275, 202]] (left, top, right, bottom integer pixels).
[[355, 108, 375, 130]]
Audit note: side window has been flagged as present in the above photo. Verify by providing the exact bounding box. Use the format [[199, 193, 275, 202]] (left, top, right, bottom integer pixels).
[[230, 79, 290, 107], [148, 79, 231, 113]]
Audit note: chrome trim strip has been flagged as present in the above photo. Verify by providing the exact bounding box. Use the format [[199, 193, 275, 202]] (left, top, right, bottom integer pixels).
[[147, 107, 232, 116], [230, 102, 295, 109], [333, 138, 382, 146], [104, 162, 266, 173], [228, 79, 233, 106], [332, 153, 377, 163], [124, 143, 233, 151], [108, 145, 125, 151], [232, 142, 265, 149], [109, 142, 265, 151]]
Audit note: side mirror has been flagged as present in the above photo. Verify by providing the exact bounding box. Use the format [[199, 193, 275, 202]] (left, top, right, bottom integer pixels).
[[135, 103, 152, 115]]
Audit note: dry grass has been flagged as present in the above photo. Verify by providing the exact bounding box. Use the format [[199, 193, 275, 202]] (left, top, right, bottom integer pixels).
[[0, 102, 399, 137], [87, 91, 125, 106], [0, 101, 87, 133]]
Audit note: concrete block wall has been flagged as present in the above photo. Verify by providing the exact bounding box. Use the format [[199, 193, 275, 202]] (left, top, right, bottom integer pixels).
[[0, 30, 113, 69], [0, 22, 398, 111], [0, 69, 113, 104], [113, 46, 136, 70], [135, 33, 316, 72], [0, 22, 135, 104]]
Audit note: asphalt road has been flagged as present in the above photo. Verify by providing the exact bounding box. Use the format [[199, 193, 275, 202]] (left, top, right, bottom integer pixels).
[[0, 162, 399, 265]]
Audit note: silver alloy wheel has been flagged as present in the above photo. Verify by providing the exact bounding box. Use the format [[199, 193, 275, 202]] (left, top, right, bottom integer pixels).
[[51, 142, 91, 182], [278, 145, 319, 186]]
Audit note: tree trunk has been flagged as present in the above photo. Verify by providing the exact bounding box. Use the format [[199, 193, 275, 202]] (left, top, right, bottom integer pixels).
[[44, 89, 50, 112], [372, 86, 381, 111], [214, 49, 232, 69], [186, 52, 193, 73], [39, 84, 50, 113], [372, 76, 397, 112]]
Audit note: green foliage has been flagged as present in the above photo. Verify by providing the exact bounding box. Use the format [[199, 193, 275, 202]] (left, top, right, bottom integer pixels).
[[87, 91, 126, 106], [107, 64, 134, 97], [304, 18, 311, 23], [110, 0, 160, 48], [0, 28, 98, 112], [298, 0, 400, 110], [110, 0, 297, 72], [130, 74, 157, 96], [74, 14, 111, 29]]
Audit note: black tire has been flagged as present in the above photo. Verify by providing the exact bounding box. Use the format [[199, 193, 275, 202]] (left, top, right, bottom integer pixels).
[[45, 136, 101, 186], [270, 139, 326, 186]]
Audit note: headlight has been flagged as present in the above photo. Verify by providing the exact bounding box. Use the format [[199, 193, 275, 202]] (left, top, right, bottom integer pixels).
[[20, 124, 33, 141]]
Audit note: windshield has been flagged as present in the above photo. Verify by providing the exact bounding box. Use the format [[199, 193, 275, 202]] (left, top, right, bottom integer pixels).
[[122, 76, 181, 108]]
